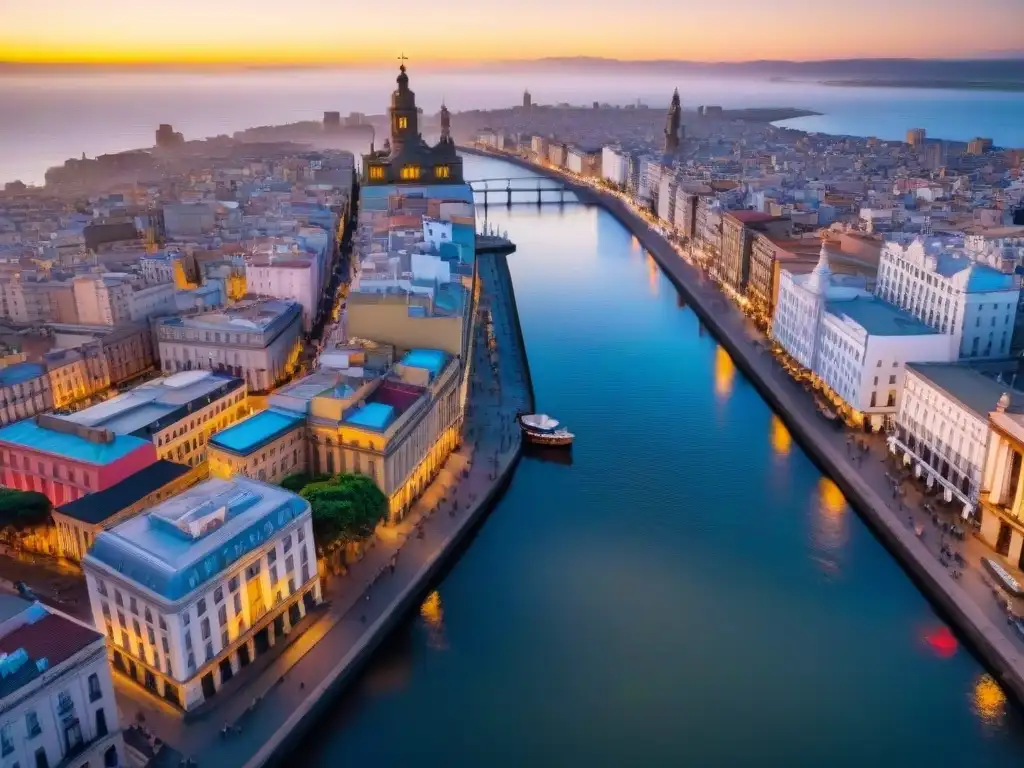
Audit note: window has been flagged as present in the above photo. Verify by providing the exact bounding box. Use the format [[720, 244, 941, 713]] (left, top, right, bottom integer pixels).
[[25, 710, 41, 738], [162, 635, 170, 653], [218, 605, 227, 626], [187, 652, 195, 672], [233, 593, 242, 614], [117, 611, 126, 629], [400, 165, 421, 181], [201, 618, 210, 640], [95, 579, 107, 597], [35, 747, 49, 768], [182, 611, 191, 627], [397, 116, 408, 129], [1, 723, 13, 756], [144, 607, 153, 624], [270, 565, 278, 584], [298, 527, 305, 543], [129, 597, 138, 615], [197, 598, 207, 616], [114, 591, 123, 607], [101, 602, 111, 620], [889, 375, 897, 385], [88, 673, 102, 702], [368, 166, 385, 181], [283, 536, 292, 554], [434, 165, 450, 180], [205, 642, 214, 662], [147, 626, 155, 645], [268, 548, 277, 565], [95, 708, 107, 739], [132, 620, 141, 637]]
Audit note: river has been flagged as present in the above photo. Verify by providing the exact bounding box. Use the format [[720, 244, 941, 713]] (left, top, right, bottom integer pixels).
[[292, 154, 1024, 766]]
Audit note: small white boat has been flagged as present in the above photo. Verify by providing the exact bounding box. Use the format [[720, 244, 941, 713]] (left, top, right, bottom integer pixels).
[[518, 413, 574, 448]]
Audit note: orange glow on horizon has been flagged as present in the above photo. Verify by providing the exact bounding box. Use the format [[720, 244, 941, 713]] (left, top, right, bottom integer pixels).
[[2, 0, 1022, 67]]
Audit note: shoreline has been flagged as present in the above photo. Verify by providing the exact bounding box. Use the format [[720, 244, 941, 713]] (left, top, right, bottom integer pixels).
[[244, 251, 535, 767], [459, 145, 1024, 708]]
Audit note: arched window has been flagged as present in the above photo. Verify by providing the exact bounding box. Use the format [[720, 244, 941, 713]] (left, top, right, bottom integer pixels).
[[400, 165, 421, 181]]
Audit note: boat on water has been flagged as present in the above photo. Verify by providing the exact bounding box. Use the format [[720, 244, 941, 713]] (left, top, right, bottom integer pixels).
[[518, 413, 575, 448]]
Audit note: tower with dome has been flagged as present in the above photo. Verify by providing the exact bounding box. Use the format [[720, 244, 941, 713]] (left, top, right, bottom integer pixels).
[[362, 58, 464, 187]]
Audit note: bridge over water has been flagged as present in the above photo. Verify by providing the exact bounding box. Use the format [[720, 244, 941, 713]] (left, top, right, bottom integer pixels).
[[467, 176, 580, 208]]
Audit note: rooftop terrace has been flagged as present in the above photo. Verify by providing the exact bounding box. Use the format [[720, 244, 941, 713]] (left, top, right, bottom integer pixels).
[[86, 477, 309, 602], [209, 408, 304, 455], [826, 296, 939, 337], [0, 419, 151, 465]]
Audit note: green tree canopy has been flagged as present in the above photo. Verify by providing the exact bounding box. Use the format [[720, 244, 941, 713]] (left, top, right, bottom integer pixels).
[[0, 490, 52, 529], [297, 474, 387, 547]]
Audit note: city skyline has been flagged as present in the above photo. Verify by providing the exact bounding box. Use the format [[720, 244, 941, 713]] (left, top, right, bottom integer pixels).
[[3, 0, 1024, 66]]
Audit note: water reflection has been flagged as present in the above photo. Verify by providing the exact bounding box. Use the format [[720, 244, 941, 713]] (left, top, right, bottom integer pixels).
[[714, 346, 735, 402], [811, 478, 849, 575], [973, 675, 1008, 726], [420, 590, 447, 651], [770, 415, 792, 458], [524, 444, 574, 466], [646, 253, 660, 297]]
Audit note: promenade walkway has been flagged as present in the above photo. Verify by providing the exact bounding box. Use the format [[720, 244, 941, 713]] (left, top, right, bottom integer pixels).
[[116, 253, 532, 767]]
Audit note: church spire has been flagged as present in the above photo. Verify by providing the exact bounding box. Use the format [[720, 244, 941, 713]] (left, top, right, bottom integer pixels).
[[665, 88, 681, 155]]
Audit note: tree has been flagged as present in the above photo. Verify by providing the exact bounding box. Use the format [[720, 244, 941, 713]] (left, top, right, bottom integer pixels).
[[0, 490, 52, 529], [298, 474, 387, 547]]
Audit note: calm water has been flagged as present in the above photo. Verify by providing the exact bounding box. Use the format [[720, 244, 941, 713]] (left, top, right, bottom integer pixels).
[[294, 154, 1024, 767], [2, 69, 1023, 184]]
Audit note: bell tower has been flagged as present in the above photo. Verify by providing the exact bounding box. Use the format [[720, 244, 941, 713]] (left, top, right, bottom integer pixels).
[[390, 55, 419, 153]]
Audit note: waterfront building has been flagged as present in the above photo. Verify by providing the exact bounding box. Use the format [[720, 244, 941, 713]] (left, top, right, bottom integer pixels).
[[154, 298, 303, 393], [892, 363, 1014, 519], [601, 146, 630, 188], [773, 245, 953, 429], [362, 64, 463, 187], [657, 174, 678, 225], [52, 460, 203, 563], [747, 235, 820, 328], [82, 476, 322, 711], [0, 414, 157, 506], [979, 396, 1024, 562], [547, 142, 567, 169], [673, 190, 700, 240], [208, 409, 306, 485], [53, 370, 247, 468], [719, 211, 792, 295], [566, 146, 601, 178], [875, 237, 1020, 360], [0, 597, 124, 768], [531, 136, 549, 161]]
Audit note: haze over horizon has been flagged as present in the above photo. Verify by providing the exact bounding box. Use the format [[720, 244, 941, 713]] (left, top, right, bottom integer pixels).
[[3, 0, 1024, 66]]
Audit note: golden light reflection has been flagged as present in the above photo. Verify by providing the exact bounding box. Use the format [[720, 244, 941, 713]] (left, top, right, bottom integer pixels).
[[973, 674, 1007, 724], [646, 253, 660, 297], [811, 477, 849, 565], [419, 590, 447, 650], [714, 345, 735, 401], [770, 415, 791, 457]]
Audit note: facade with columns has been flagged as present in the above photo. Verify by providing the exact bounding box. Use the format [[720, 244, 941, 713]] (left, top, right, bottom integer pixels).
[[981, 404, 1024, 565], [81, 477, 321, 711]]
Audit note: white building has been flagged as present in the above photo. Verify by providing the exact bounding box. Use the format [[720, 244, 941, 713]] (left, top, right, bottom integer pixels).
[[422, 217, 453, 252], [140, 253, 175, 286], [657, 173, 678, 225], [773, 244, 954, 429], [636, 157, 663, 204], [875, 238, 1020, 360], [73, 276, 176, 326], [0, 597, 124, 768], [601, 146, 629, 188], [964, 227, 1024, 273], [892, 363, 1012, 516], [246, 254, 320, 333], [82, 476, 322, 711]]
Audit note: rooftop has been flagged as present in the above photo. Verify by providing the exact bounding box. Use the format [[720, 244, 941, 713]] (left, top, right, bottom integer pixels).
[[0, 362, 45, 387], [933, 253, 1016, 292], [158, 297, 300, 335], [400, 348, 447, 377], [56, 460, 193, 525], [344, 402, 395, 430], [826, 296, 939, 337], [907, 363, 1021, 420], [57, 370, 243, 438], [209, 409, 304, 455], [86, 477, 309, 602], [0, 419, 152, 465], [0, 610, 102, 699]]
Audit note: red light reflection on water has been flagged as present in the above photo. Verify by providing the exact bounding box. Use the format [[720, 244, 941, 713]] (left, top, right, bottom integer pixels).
[[923, 625, 958, 658]]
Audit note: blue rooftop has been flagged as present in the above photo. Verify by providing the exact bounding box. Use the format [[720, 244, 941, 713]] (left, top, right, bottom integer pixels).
[[0, 363, 45, 387], [345, 402, 395, 430], [934, 253, 1017, 292], [210, 409, 304, 455], [401, 348, 447, 376], [826, 297, 939, 337], [0, 420, 151, 465]]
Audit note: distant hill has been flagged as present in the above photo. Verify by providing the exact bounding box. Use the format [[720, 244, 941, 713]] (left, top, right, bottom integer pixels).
[[486, 57, 1024, 84]]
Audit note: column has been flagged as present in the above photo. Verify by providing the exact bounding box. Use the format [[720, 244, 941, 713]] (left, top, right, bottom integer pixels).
[[1013, 451, 1024, 522], [989, 438, 1011, 505], [983, 433, 1003, 492]]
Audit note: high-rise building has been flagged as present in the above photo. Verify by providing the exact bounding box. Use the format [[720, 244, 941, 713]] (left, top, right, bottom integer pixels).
[[664, 89, 681, 155], [967, 137, 994, 155], [523, 90, 532, 110], [154, 124, 184, 149], [906, 128, 927, 147], [323, 111, 341, 132]]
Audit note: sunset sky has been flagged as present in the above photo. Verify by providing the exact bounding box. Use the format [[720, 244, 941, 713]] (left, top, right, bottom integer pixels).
[[2, 0, 1023, 65]]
